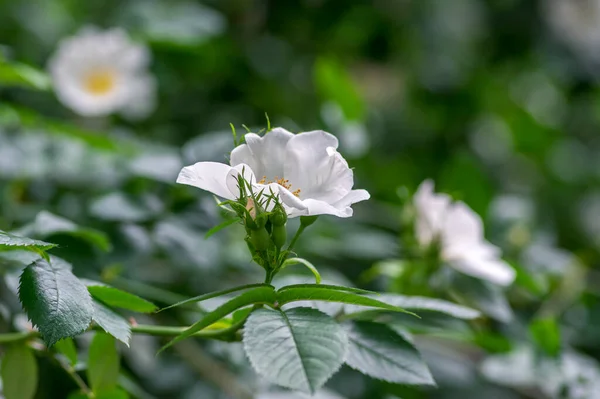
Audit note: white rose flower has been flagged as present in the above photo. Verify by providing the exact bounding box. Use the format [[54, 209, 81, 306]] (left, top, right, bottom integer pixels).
[[414, 180, 515, 286], [177, 128, 370, 218], [48, 27, 156, 118]]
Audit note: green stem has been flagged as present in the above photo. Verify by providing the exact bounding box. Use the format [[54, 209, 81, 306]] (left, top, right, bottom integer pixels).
[[286, 225, 306, 253], [131, 324, 238, 340]]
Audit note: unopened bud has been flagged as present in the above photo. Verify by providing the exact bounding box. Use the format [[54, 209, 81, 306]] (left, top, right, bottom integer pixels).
[[245, 198, 266, 229], [249, 227, 271, 251]]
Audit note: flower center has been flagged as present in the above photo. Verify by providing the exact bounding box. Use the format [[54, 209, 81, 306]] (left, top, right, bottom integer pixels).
[[258, 176, 301, 197], [83, 69, 116, 95]]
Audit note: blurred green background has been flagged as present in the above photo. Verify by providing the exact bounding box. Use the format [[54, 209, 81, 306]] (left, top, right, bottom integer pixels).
[[1, 0, 600, 398]]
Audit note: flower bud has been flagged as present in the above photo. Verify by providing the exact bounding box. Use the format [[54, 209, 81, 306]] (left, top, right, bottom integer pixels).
[[244, 198, 267, 230], [249, 226, 271, 251]]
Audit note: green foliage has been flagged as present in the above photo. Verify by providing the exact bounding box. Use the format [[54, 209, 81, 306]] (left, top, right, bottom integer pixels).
[[0, 230, 55, 260], [87, 285, 157, 313], [314, 57, 365, 121], [87, 333, 120, 394], [54, 338, 78, 365], [18, 258, 93, 346], [243, 307, 347, 394], [345, 321, 435, 386], [92, 300, 132, 346], [0, 58, 51, 90], [529, 317, 561, 357], [1, 345, 38, 399]]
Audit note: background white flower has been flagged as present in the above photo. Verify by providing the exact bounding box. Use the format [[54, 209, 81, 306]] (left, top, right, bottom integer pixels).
[[177, 128, 370, 218], [414, 180, 515, 286], [48, 27, 156, 118]]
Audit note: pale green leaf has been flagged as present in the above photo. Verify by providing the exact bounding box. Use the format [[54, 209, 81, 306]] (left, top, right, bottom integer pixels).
[[0, 59, 51, 90], [87, 333, 120, 393], [243, 307, 347, 394], [345, 321, 435, 386], [54, 338, 78, 366], [0, 230, 55, 260], [18, 259, 93, 346], [1, 345, 38, 399], [87, 285, 157, 313]]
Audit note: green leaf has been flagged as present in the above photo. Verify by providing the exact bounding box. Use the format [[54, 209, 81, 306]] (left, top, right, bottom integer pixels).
[[314, 57, 365, 121], [0, 59, 51, 90], [277, 283, 375, 295], [87, 333, 120, 394], [92, 300, 132, 346], [18, 259, 94, 346], [159, 285, 276, 353], [1, 345, 38, 399], [450, 274, 513, 323], [16, 211, 111, 252], [279, 258, 322, 284], [277, 286, 415, 316], [87, 285, 157, 313], [205, 217, 240, 238], [345, 294, 481, 320], [0, 230, 55, 260], [54, 338, 78, 366], [345, 321, 435, 386], [0, 105, 131, 152], [243, 307, 348, 394], [96, 388, 129, 399], [158, 283, 270, 312], [529, 317, 561, 357]]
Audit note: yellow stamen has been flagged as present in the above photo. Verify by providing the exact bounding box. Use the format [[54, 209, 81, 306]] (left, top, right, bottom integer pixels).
[[83, 69, 115, 95], [258, 176, 301, 197]]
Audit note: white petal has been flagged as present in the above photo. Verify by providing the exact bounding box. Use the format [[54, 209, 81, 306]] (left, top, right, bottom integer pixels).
[[450, 256, 516, 286], [177, 162, 239, 200], [287, 198, 354, 218], [413, 180, 451, 246], [333, 189, 371, 208], [441, 201, 484, 250], [284, 131, 353, 204], [230, 128, 294, 179]]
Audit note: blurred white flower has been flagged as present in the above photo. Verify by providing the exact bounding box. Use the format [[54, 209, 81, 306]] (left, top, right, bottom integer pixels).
[[48, 27, 156, 118], [543, 0, 600, 63], [414, 180, 515, 286], [177, 128, 370, 218]]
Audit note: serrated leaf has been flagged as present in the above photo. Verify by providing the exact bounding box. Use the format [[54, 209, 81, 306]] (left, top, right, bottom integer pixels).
[[243, 307, 348, 394], [92, 300, 132, 346], [87, 333, 119, 393], [1, 344, 38, 399], [54, 338, 78, 365], [0, 230, 55, 259], [87, 285, 157, 313], [18, 259, 93, 346], [345, 321, 435, 386], [16, 211, 111, 252], [277, 286, 415, 316], [159, 285, 276, 353], [345, 294, 481, 320]]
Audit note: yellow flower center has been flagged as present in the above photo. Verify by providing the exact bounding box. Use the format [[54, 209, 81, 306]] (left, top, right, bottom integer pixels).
[[258, 176, 301, 197], [83, 69, 116, 95]]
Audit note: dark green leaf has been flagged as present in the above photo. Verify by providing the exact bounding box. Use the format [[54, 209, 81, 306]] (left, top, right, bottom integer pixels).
[[277, 286, 415, 316], [159, 283, 270, 312], [277, 284, 375, 295], [16, 211, 111, 252], [1, 344, 38, 399], [529, 317, 561, 357], [54, 338, 78, 366], [243, 307, 347, 394], [87, 333, 120, 393], [92, 300, 132, 346], [18, 259, 93, 346], [449, 274, 513, 323], [345, 321, 435, 386], [87, 285, 157, 313], [159, 285, 276, 353]]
